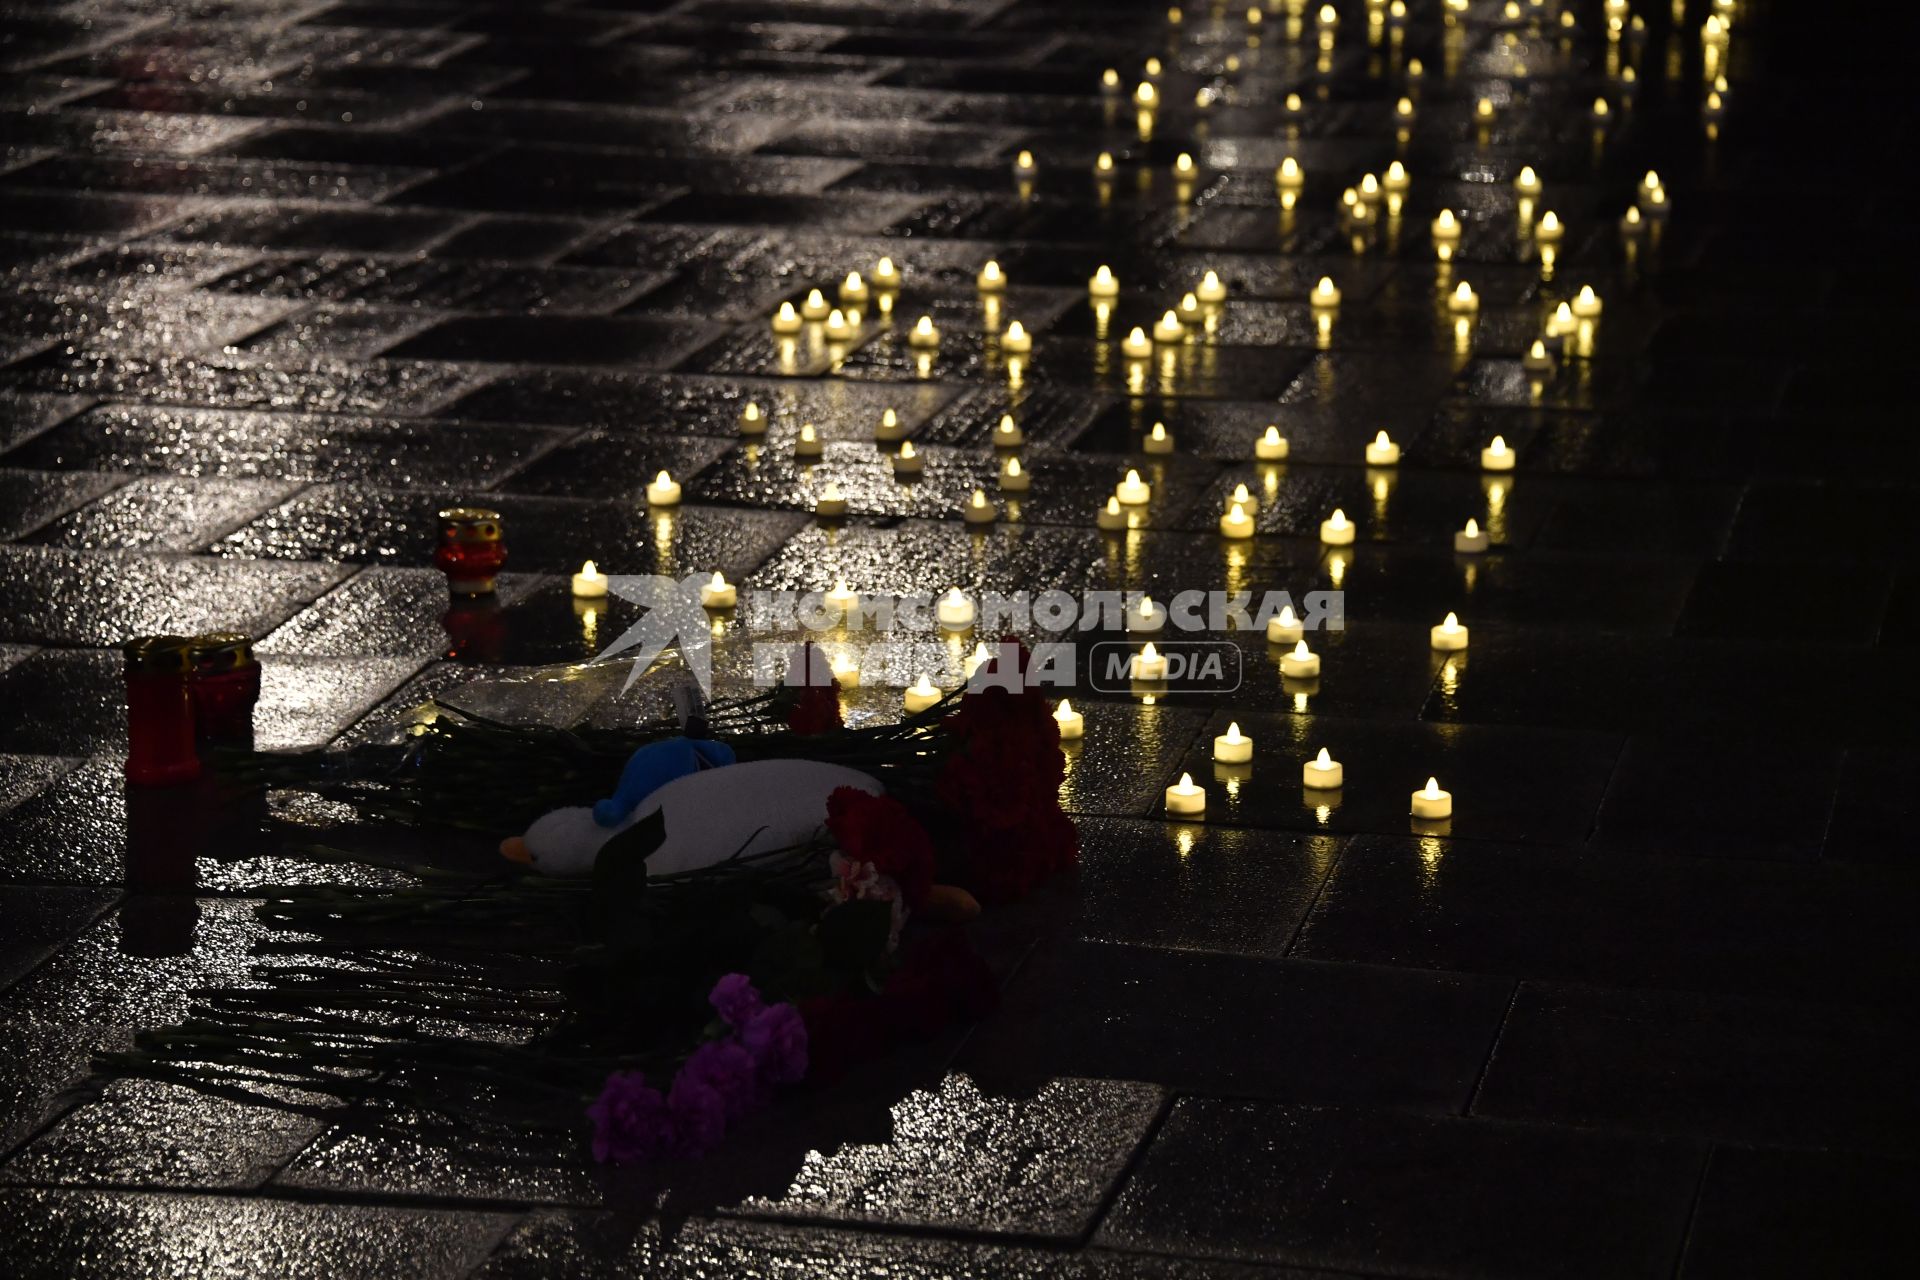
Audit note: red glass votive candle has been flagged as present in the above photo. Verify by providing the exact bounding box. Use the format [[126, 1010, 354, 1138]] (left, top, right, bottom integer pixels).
[[187, 632, 261, 747], [434, 507, 508, 596], [123, 635, 203, 786]]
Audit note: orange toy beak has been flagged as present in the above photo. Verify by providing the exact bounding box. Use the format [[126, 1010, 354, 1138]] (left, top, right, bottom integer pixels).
[[499, 836, 532, 865]]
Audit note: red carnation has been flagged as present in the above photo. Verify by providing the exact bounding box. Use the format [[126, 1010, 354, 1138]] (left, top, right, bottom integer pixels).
[[825, 787, 935, 908]]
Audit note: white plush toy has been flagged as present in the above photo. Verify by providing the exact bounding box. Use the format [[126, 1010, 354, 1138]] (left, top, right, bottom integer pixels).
[[500, 758, 884, 878]]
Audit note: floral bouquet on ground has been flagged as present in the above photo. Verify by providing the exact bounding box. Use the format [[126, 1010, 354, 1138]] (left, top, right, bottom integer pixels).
[[96, 642, 1077, 1164]]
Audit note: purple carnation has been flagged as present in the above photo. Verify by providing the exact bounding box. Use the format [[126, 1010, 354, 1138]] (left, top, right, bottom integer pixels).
[[586, 1070, 673, 1164], [682, 1038, 763, 1121], [667, 1070, 727, 1158], [709, 973, 764, 1029], [741, 1002, 809, 1084]]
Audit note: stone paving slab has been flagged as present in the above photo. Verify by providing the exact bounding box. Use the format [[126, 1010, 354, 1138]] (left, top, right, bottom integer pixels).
[[1, 0, 1917, 1276]]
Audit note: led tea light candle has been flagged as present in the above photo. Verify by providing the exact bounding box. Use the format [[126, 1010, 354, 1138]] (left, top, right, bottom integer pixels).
[[1620, 205, 1644, 236], [1523, 340, 1555, 374], [1144, 422, 1175, 454], [1177, 292, 1201, 325], [1302, 747, 1344, 789], [1514, 165, 1543, 197], [1095, 150, 1115, 174], [1220, 501, 1255, 539], [1001, 320, 1033, 353], [820, 579, 858, 616], [1227, 482, 1258, 511], [1133, 642, 1169, 680], [1173, 152, 1197, 180], [937, 587, 976, 630], [1448, 281, 1480, 313], [1279, 640, 1322, 679], [1384, 160, 1410, 192], [1097, 496, 1129, 531], [571, 560, 609, 598], [876, 407, 906, 441], [1432, 209, 1462, 243], [1395, 96, 1417, 123], [1475, 98, 1496, 122], [963, 488, 998, 524], [1454, 517, 1489, 553], [872, 256, 901, 290], [904, 673, 943, 714], [700, 572, 737, 609], [1311, 276, 1342, 310], [964, 641, 993, 679], [1275, 157, 1304, 189], [976, 260, 1006, 292], [793, 422, 822, 457], [1013, 149, 1037, 178], [823, 309, 854, 342], [839, 271, 869, 305], [1317, 2, 1339, 27], [1054, 698, 1085, 740], [1572, 285, 1603, 318], [1089, 264, 1120, 298], [801, 289, 831, 320], [1267, 604, 1303, 645], [1152, 310, 1185, 343], [1547, 302, 1576, 337], [1358, 173, 1382, 204], [1536, 210, 1564, 244], [1365, 431, 1402, 466], [815, 484, 848, 518], [907, 315, 941, 348], [891, 439, 924, 475], [1101, 67, 1121, 92], [1196, 270, 1227, 304], [1319, 507, 1356, 545], [1116, 469, 1153, 505], [829, 651, 860, 689], [1430, 611, 1470, 651], [999, 456, 1031, 492], [1128, 595, 1168, 632], [993, 414, 1024, 447], [646, 470, 681, 506], [1134, 81, 1157, 107], [1256, 425, 1290, 461], [1284, 93, 1304, 119], [739, 402, 766, 435], [1121, 327, 1153, 359], [1410, 776, 1453, 819], [771, 302, 803, 334], [1480, 435, 1516, 471], [1165, 771, 1206, 816], [1213, 722, 1253, 764]]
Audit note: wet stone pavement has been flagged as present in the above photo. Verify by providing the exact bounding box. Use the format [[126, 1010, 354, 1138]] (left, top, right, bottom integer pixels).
[[2, 0, 1918, 1276]]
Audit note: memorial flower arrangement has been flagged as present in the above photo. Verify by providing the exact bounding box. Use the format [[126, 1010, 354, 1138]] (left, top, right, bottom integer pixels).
[[96, 643, 1074, 1165]]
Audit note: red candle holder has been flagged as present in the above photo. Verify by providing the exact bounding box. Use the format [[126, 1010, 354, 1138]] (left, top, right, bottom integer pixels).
[[188, 631, 261, 747], [123, 635, 203, 787], [435, 507, 508, 596]]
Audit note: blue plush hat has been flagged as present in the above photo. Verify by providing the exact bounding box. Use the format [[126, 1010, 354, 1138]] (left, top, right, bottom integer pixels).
[[592, 737, 735, 828]]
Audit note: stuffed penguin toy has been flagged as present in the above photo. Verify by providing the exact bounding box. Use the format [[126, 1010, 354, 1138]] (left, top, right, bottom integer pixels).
[[499, 747, 884, 879]]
